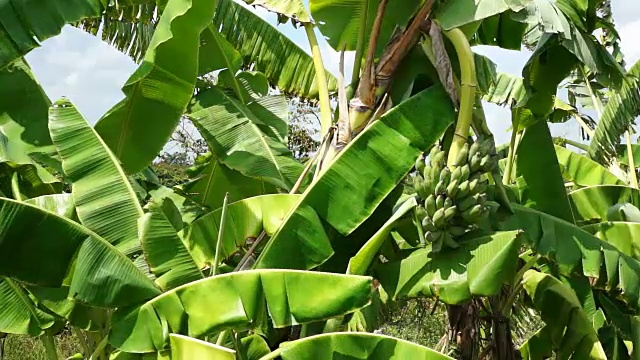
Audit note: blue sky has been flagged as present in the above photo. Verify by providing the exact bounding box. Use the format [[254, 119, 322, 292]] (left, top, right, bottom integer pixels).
[[24, 0, 640, 146]]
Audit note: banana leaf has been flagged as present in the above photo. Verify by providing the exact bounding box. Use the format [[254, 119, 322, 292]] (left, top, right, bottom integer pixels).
[[436, 0, 528, 30], [502, 204, 640, 310], [110, 270, 372, 352], [569, 185, 640, 222], [520, 270, 607, 359], [180, 194, 300, 269], [94, 0, 217, 174], [49, 99, 143, 256], [0, 197, 160, 307], [555, 145, 623, 186], [271, 332, 454, 359], [255, 86, 455, 270], [23, 194, 74, 219], [375, 231, 521, 304], [169, 334, 235, 360], [188, 86, 303, 190], [0, 277, 55, 336], [139, 199, 204, 291], [241, 0, 310, 22], [583, 222, 640, 260]]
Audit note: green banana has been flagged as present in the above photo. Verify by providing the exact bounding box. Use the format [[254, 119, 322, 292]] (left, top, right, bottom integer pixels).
[[446, 178, 459, 197], [434, 180, 447, 195], [415, 206, 428, 219], [462, 204, 485, 222], [422, 176, 434, 196], [470, 152, 482, 172], [425, 230, 441, 243], [443, 205, 457, 221], [431, 151, 445, 169], [436, 195, 446, 209], [425, 195, 437, 216], [457, 180, 470, 198], [422, 217, 437, 231], [459, 164, 470, 183], [468, 178, 479, 194], [429, 145, 440, 160], [457, 193, 480, 212], [454, 143, 469, 167], [415, 154, 426, 173], [449, 226, 467, 236], [433, 208, 446, 227], [439, 167, 451, 184], [451, 167, 462, 182], [468, 141, 480, 160], [444, 197, 453, 209], [415, 177, 429, 199], [479, 154, 491, 171]]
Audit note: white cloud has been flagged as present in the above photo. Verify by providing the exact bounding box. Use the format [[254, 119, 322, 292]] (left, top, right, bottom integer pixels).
[[619, 20, 640, 67]]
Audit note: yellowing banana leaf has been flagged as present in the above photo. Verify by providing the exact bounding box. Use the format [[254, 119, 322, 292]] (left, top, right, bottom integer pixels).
[[169, 334, 235, 360], [189, 86, 303, 191], [139, 199, 204, 291], [583, 222, 640, 260], [94, 0, 217, 174], [214, 0, 337, 98], [503, 204, 640, 310], [180, 194, 300, 268], [0, 198, 160, 307], [375, 231, 521, 304], [0, 1, 103, 70], [49, 99, 143, 256], [255, 86, 455, 270], [555, 145, 623, 186], [273, 332, 454, 359], [242, 0, 310, 23], [110, 270, 372, 352], [347, 197, 417, 275], [521, 270, 607, 359], [569, 185, 640, 222], [0, 277, 55, 336], [309, 0, 422, 53]]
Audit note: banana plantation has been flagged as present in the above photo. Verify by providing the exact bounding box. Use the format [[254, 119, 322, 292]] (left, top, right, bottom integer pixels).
[[2, 0, 640, 358]]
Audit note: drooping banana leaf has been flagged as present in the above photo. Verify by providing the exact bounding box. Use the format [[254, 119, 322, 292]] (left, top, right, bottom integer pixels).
[[309, 0, 423, 53], [188, 86, 303, 190], [254, 85, 455, 270], [375, 231, 521, 304], [555, 145, 623, 186], [180, 194, 300, 269], [481, 72, 527, 107], [94, 0, 217, 174], [49, 99, 143, 256], [0, 198, 160, 307], [0, 277, 56, 336], [214, 0, 337, 98], [435, 0, 529, 30], [241, 0, 310, 22], [169, 334, 235, 360], [110, 270, 372, 352], [520, 270, 607, 359], [26, 285, 99, 331], [181, 156, 276, 211], [569, 185, 640, 222], [502, 204, 640, 310], [139, 199, 204, 291], [0, 0, 103, 70], [270, 332, 454, 359], [582, 222, 640, 260]]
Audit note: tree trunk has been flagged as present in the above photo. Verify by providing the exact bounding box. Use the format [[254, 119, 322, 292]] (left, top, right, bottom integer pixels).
[[446, 302, 479, 360]]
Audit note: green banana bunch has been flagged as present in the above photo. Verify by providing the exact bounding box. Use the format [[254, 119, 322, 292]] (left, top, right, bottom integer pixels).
[[411, 140, 497, 252]]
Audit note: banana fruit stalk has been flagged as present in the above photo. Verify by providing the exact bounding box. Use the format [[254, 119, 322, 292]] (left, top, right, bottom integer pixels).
[[411, 139, 497, 252]]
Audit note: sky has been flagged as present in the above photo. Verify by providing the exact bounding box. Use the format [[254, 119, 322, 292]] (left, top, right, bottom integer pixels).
[[23, 0, 640, 146]]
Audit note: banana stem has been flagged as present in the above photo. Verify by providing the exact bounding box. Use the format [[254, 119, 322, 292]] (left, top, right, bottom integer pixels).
[[212, 193, 229, 276], [41, 332, 58, 360], [580, 66, 603, 118], [444, 28, 476, 169], [304, 24, 332, 137], [626, 128, 638, 188], [503, 110, 520, 184]]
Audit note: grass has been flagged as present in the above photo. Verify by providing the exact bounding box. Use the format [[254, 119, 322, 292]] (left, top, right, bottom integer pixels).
[[2, 330, 81, 360]]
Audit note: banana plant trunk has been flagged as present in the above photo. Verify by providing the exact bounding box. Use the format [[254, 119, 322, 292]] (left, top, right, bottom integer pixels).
[[447, 302, 479, 359]]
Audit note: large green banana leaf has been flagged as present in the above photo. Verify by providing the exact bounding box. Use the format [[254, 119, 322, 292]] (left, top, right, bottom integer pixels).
[[198, 25, 242, 78], [309, 0, 422, 53], [347, 197, 417, 275], [517, 120, 575, 223], [555, 145, 623, 186], [481, 72, 527, 107], [569, 185, 640, 222], [180, 194, 299, 268], [503, 204, 640, 309], [0, 198, 160, 307], [271, 332, 454, 359], [94, 0, 217, 174], [49, 99, 143, 256], [214, 0, 337, 98], [375, 231, 521, 304], [110, 270, 372, 352], [24, 194, 75, 219], [254, 86, 455, 270], [181, 156, 275, 210], [0, 0, 103, 70], [583, 222, 640, 260], [169, 334, 235, 360], [188, 87, 303, 190], [520, 270, 607, 359], [0, 277, 56, 336], [435, 0, 529, 30], [139, 199, 204, 291]]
